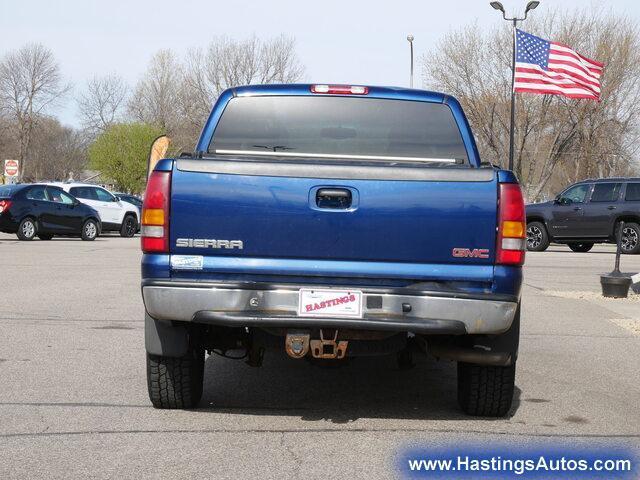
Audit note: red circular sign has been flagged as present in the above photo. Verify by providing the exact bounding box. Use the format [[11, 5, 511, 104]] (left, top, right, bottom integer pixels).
[[4, 160, 18, 176]]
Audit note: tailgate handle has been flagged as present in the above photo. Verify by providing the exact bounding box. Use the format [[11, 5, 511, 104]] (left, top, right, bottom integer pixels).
[[316, 188, 352, 209]]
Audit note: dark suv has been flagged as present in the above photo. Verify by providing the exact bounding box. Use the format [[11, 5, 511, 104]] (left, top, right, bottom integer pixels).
[[526, 178, 640, 254]]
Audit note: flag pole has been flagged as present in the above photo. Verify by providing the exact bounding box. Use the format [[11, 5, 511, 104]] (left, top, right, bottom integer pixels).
[[509, 19, 517, 172], [490, 1, 541, 173]]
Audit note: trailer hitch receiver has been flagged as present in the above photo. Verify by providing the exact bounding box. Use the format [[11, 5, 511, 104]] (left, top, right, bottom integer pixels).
[[310, 329, 348, 359]]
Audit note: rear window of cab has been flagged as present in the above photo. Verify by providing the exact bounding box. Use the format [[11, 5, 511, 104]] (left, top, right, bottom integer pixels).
[[209, 96, 469, 165]]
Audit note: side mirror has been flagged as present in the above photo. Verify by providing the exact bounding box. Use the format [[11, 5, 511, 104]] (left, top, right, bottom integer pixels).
[[553, 195, 561, 204], [114, 196, 121, 202]]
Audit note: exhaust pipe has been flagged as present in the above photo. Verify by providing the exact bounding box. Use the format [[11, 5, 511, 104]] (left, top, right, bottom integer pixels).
[[429, 343, 512, 366]]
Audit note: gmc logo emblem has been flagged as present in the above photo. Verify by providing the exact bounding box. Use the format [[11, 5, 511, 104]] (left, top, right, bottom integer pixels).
[[452, 248, 490, 259]]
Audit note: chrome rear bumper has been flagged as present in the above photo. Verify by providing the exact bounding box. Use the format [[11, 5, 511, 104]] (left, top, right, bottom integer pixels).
[[142, 280, 518, 335]]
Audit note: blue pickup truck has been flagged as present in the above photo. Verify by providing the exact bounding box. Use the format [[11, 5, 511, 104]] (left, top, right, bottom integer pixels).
[[140, 84, 525, 417]]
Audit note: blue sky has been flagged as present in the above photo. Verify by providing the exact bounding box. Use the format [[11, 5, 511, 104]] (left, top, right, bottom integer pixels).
[[2, 0, 639, 127]]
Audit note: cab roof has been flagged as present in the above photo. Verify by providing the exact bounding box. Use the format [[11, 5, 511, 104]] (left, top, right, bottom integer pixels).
[[575, 177, 640, 184], [229, 84, 450, 104]]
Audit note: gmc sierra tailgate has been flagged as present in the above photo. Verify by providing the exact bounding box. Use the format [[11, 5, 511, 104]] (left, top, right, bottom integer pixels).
[[169, 160, 497, 269]]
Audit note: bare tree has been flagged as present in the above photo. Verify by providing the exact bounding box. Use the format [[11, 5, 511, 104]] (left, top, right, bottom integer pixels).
[[0, 114, 16, 161], [125, 36, 304, 153], [27, 117, 88, 181], [179, 35, 304, 141], [0, 43, 70, 178], [77, 74, 128, 134], [422, 9, 640, 201], [128, 49, 183, 132]]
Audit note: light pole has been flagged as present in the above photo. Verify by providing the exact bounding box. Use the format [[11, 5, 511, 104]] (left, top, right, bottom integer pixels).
[[407, 34, 415, 88], [490, 1, 540, 172]]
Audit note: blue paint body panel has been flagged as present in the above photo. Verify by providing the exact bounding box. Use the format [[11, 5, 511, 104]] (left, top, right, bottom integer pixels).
[[154, 158, 174, 172], [169, 169, 499, 265], [142, 254, 170, 279], [497, 169, 519, 184], [144, 84, 523, 300], [171, 256, 495, 282]]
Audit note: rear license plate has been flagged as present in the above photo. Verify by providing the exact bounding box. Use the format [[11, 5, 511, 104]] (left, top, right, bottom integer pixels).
[[298, 289, 363, 318]]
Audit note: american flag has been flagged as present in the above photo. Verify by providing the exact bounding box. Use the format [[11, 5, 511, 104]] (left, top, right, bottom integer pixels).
[[514, 29, 604, 100]]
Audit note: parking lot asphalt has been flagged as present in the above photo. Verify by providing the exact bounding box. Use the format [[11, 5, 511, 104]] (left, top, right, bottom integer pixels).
[[0, 234, 639, 479]]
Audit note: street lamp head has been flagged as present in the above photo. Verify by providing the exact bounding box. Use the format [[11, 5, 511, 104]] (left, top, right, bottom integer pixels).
[[407, 34, 414, 42], [489, 1, 505, 13], [525, 1, 540, 14]]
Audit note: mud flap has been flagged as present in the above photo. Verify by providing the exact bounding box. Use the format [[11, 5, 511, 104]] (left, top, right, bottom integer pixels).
[[145, 312, 189, 357], [475, 301, 521, 362]]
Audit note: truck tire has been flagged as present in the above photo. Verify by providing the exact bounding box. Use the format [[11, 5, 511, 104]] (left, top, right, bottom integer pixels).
[[568, 242, 593, 252], [526, 221, 549, 252], [17, 217, 37, 241], [147, 348, 204, 409], [457, 362, 515, 417], [619, 222, 640, 254]]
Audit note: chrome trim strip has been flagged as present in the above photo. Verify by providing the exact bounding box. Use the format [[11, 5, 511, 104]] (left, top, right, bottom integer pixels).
[[214, 149, 457, 164]]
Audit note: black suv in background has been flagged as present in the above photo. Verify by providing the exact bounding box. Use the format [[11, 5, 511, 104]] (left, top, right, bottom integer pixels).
[[526, 178, 640, 254]]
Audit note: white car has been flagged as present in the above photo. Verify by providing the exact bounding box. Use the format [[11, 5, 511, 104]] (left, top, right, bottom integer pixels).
[[47, 183, 140, 237]]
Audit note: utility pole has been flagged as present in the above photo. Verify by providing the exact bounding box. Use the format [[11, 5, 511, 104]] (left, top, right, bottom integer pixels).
[[407, 34, 415, 88]]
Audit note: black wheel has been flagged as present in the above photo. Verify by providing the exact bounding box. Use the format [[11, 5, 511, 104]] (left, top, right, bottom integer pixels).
[[526, 221, 549, 251], [120, 215, 137, 237], [16, 217, 37, 241], [568, 242, 594, 253], [147, 348, 204, 409], [81, 219, 98, 241], [619, 222, 640, 254], [457, 362, 516, 417], [38, 233, 54, 240]]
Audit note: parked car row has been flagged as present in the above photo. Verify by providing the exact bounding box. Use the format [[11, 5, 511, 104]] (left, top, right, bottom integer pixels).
[[49, 183, 140, 237], [0, 183, 142, 241], [526, 177, 640, 254]]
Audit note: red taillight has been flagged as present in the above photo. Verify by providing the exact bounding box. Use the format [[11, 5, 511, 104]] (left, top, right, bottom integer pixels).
[[141, 170, 171, 253], [310, 84, 369, 95], [0, 200, 12, 214], [496, 183, 526, 266]]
